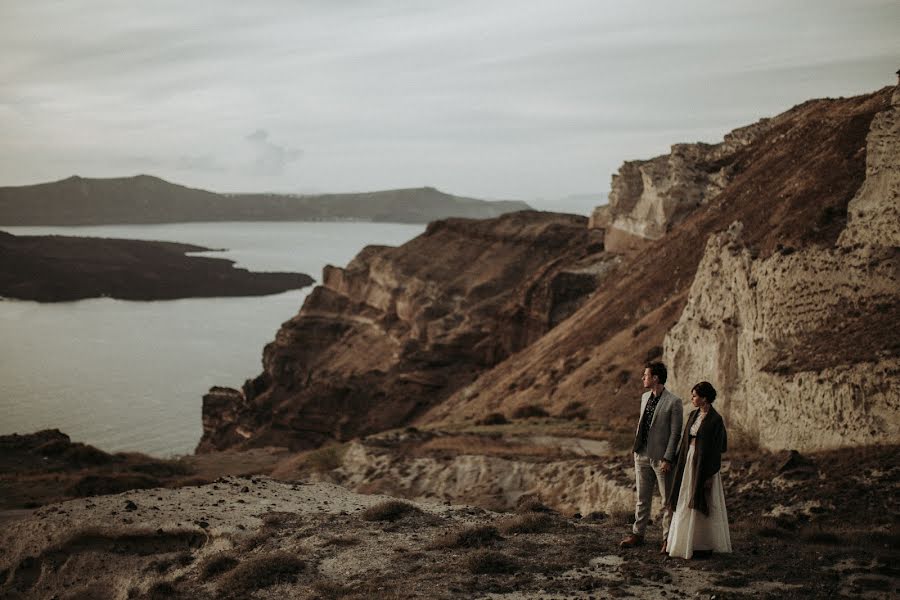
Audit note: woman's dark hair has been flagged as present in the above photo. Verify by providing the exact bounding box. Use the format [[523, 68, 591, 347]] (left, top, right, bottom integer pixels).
[[645, 362, 667, 384], [692, 381, 717, 403]]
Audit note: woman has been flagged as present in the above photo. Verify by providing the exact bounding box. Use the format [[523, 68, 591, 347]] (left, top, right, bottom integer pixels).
[[664, 381, 731, 558]]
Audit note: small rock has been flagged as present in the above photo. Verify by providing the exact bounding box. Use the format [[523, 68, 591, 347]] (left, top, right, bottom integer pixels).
[[124, 500, 137, 511]]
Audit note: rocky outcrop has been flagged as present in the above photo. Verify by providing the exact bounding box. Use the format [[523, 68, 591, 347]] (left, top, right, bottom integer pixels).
[[665, 86, 900, 450], [423, 87, 893, 435], [664, 228, 899, 450], [839, 87, 900, 247], [0, 231, 313, 302], [599, 119, 773, 252], [198, 211, 611, 452], [324, 440, 633, 516]]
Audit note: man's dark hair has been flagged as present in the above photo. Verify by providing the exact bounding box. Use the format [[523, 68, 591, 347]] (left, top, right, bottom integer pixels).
[[691, 381, 718, 403], [645, 362, 667, 385]]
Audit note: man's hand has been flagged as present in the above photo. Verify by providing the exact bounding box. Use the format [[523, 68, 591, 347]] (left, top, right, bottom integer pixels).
[[660, 459, 671, 474], [703, 477, 713, 490]]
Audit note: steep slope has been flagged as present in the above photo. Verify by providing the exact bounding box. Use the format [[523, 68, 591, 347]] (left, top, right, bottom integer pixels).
[[0, 176, 529, 225], [663, 86, 900, 449], [423, 87, 896, 449], [198, 211, 610, 452]]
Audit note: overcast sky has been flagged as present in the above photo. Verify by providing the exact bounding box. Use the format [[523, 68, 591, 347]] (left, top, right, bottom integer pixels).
[[1, 1, 897, 213]]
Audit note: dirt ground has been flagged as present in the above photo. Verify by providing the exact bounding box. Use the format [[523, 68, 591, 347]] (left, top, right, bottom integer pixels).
[[1, 435, 897, 599]]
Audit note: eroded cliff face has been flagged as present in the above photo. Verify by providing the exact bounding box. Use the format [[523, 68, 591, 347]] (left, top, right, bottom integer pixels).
[[600, 120, 773, 252], [198, 211, 611, 452], [327, 439, 634, 516], [665, 87, 900, 450], [423, 88, 893, 436]]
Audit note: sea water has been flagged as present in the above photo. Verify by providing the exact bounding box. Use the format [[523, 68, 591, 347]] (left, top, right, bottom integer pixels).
[[0, 222, 423, 456]]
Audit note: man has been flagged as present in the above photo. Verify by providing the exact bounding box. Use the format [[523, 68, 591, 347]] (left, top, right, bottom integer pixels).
[[620, 361, 683, 551]]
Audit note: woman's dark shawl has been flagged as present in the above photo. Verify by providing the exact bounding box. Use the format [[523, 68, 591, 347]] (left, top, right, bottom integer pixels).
[[665, 406, 727, 516]]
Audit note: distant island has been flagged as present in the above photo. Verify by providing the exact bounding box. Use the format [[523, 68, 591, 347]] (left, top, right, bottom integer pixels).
[[0, 175, 531, 226], [0, 231, 313, 302]]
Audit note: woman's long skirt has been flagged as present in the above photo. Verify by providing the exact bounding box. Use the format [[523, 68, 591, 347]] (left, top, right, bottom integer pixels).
[[667, 445, 732, 559]]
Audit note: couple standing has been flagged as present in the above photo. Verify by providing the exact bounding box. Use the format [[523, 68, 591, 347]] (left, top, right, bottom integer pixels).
[[619, 362, 731, 559]]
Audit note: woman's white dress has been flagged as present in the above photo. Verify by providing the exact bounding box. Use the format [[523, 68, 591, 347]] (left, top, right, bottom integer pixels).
[[667, 414, 732, 559]]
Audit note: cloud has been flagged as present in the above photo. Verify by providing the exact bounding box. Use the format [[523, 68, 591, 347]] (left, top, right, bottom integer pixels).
[[0, 1, 897, 199], [244, 129, 303, 176]]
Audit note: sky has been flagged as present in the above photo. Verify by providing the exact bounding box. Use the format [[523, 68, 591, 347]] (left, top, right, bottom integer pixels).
[[1, 1, 897, 213]]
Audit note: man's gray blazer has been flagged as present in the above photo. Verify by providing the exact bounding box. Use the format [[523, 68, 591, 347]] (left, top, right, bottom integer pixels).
[[633, 388, 683, 463]]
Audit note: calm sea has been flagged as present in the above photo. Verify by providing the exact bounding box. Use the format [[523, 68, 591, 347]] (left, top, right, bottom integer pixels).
[[0, 222, 424, 457]]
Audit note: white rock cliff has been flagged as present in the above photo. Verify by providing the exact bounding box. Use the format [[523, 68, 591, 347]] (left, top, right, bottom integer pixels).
[[664, 87, 900, 450]]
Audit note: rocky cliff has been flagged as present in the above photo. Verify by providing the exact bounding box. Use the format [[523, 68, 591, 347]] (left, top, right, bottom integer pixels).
[[423, 87, 895, 447], [664, 87, 900, 450], [599, 119, 773, 252], [198, 211, 610, 452]]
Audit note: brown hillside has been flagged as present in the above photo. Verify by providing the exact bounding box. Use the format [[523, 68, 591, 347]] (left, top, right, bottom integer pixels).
[[422, 88, 893, 432], [197, 211, 609, 452]]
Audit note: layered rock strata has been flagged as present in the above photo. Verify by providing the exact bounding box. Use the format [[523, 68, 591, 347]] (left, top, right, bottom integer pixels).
[[198, 211, 611, 452], [599, 119, 774, 252], [326, 440, 634, 516], [424, 88, 894, 437], [665, 86, 900, 450]]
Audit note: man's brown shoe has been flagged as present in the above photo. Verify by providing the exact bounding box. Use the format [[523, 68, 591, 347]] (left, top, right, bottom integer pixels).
[[619, 534, 644, 548]]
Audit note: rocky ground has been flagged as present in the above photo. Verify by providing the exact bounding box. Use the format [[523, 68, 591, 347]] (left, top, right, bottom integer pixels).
[[2, 429, 898, 599]]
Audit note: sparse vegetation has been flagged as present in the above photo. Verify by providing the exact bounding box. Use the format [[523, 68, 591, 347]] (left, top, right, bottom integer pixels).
[[499, 513, 555, 534], [476, 412, 509, 426], [466, 550, 519, 574], [511, 405, 549, 419], [200, 553, 239, 579], [219, 552, 306, 597], [515, 495, 552, 514], [361, 500, 422, 522], [430, 525, 502, 549]]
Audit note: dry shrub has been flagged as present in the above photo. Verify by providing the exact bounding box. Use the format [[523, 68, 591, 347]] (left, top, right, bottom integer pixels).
[[361, 500, 422, 522], [476, 412, 509, 426], [219, 552, 306, 597], [515, 495, 551, 514], [557, 401, 588, 420], [304, 445, 346, 472], [240, 532, 269, 551], [430, 525, 502, 549], [146, 581, 178, 600], [261, 511, 304, 530], [511, 405, 549, 419], [466, 550, 519, 574], [311, 579, 354, 599], [200, 553, 239, 579], [499, 513, 554, 534]]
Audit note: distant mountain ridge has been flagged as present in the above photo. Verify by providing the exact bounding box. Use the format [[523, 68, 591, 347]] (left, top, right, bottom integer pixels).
[[0, 175, 531, 225]]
